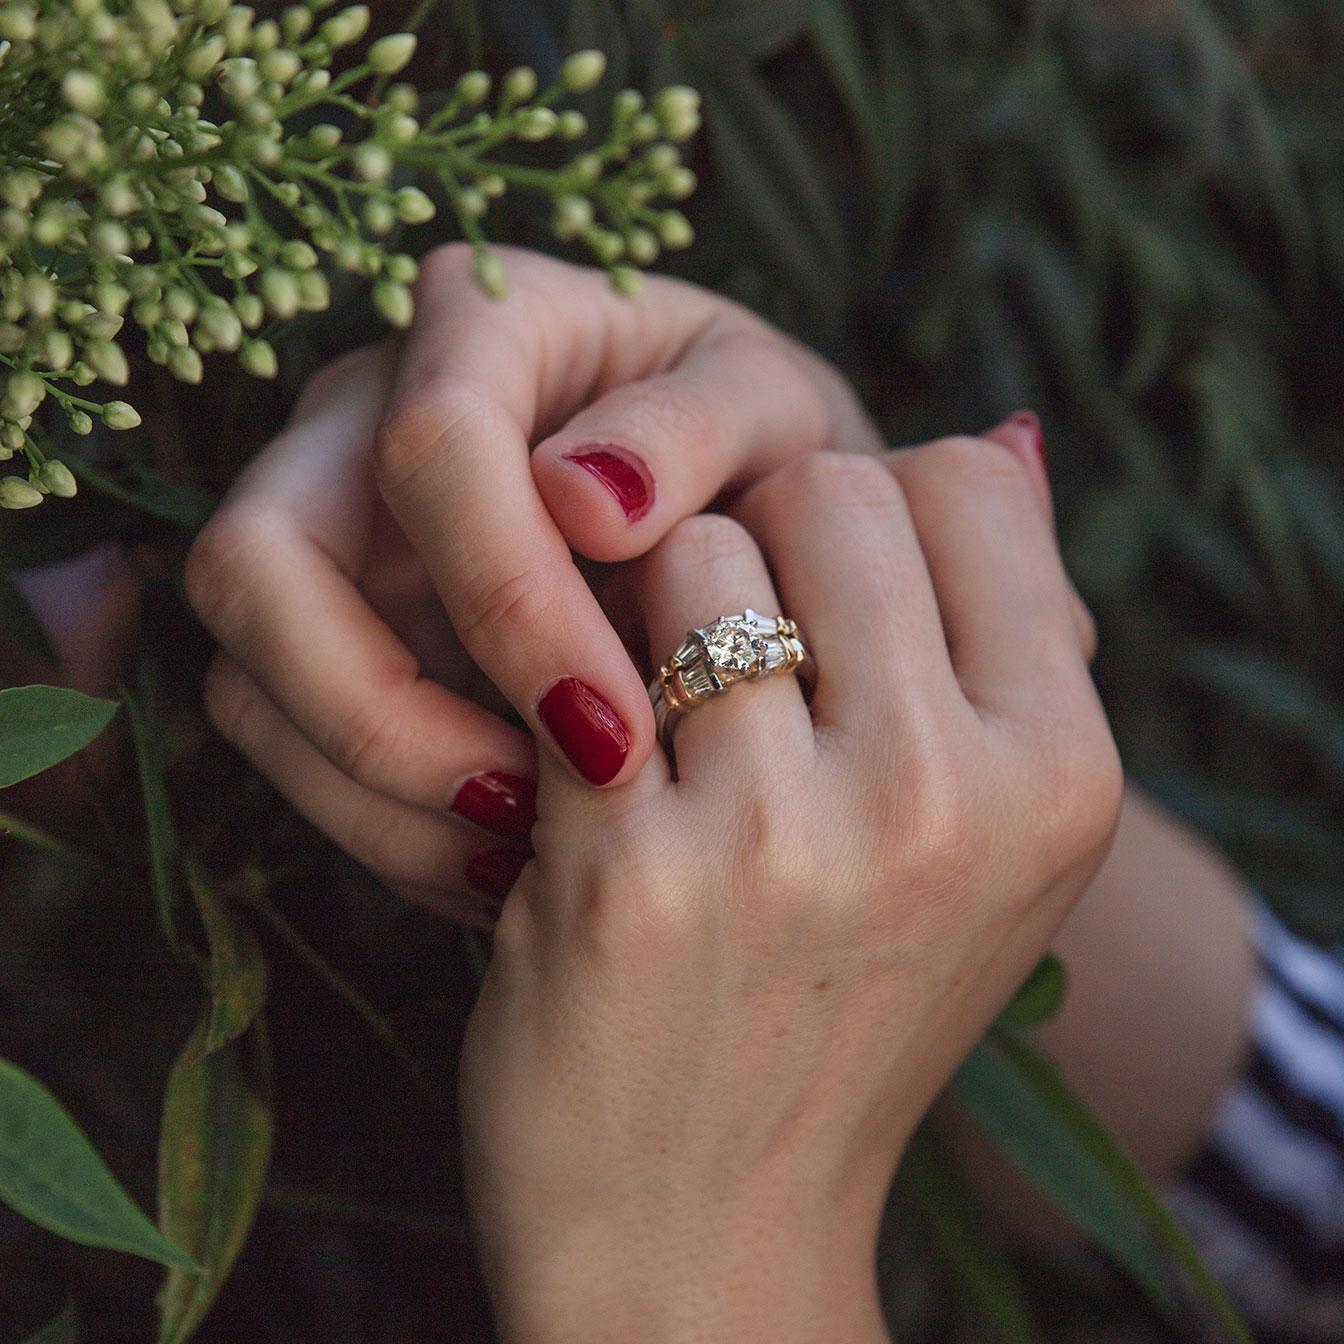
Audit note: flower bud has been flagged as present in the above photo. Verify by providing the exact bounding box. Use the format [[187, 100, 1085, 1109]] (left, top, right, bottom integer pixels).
[[361, 197, 394, 236], [309, 123, 343, 151], [259, 269, 301, 319], [280, 240, 318, 270], [184, 33, 228, 79], [385, 83, 418, 113], [352, 143, 391, 182], [626, 228, 658, 265], [393, 186, 435, 224], [455, 187, 486, 221], [474, 249, 508, 298], [168, 345, 204, 384], [319, 4, 369, 48], [38, 460, 77, 498], [213, 164, 249, 203], [62, 71, 105, 115], [41, 329, 73, 370], [560, 50, 606, 93], [0, 476, 43, 510], [240, 339, 278, 378], [258, 48, 301, 83], [382, 112, 419, 144], [296, 270, 330, 311], [4, 371, 45, 419], [234, 293, 264, 329], [665, 166, 697, 200], [384, 253, 418, 284], [85, 338, 130, 385], [551, 194, 594, 241], [517, 107, 557, 141], [557, 110, 588, 140], [501, 66, 537, 105], [101, 400, 142, 429], [69, 411, 94, 435], [456, 70, 490, 105], [198, 304, 243, 350], [656, 210, 694, 249], [372, 279, 413, 328], [653, 85, 701, 141], [368, 32, 416, 75], [610, 265, 643, 297]]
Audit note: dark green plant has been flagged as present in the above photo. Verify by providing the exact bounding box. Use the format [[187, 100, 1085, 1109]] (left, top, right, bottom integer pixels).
[[3, 1, 1341, 1341]]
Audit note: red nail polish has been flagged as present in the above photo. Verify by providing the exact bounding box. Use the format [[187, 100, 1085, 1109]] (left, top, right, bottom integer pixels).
[[562, 445, 654, 523], [538, 677, 630, 785], [1006, 410, 1046, 466], [464, 846, 529, 901], [452, 772, 537, 840]]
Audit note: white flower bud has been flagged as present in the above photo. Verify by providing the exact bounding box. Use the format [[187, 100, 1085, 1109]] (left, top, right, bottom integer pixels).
[[0, 6, 37, 41], [61, 71, 104, 115], [517, 107, 557, 141], [69, 411, 94, 435], [319, 4, 369, 48], [352, 143, 391, 182], [610, 265, 643, 297], [656, 210, 694, 249], [456, 70, 489, 105], [474, 248, 508, 298], [213, 164, 249, 202], [0, 476, 43, 510], [259, 269, 301, 318], [368, 33, 415, 75], [90, 220, 131, 256], [4, 372, 44, 418], [240, 339, 278, 378], [23, 273, 56, 319], [382, 112, 419, 144], [280, 240, 318, 270], [551, 194, 594, 240], [501, 66, 537, 105], [296, 270, 330, 311], [38, 460, 77, 498], [665, 166, 696, 200], [85, 338, 130, 385], [233, 293, 264, 329], [361, 198, 394, 236], [560, 49, 606, 93], [309, 123, 343, 151], [384, 254, 418, 284], [41, 329, 73, 370], [251, 18, 280, 52], [557, 110, 587, 140], [385, 83, 418, 113], [168, 345, 204, 384], [455, 187, 486, 221], [372, 279, 413, 328], [101, 400, 142, 429], [626, 228, 658, 265], [393, 186, 435, 224], [258, 48, 301, 83], [184, 33, 227, 79]]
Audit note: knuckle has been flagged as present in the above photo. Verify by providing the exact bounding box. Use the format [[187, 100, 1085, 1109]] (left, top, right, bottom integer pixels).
[[922, 434, 1030, 495], [1048, 719, 1124, 853], [758, 451, 893, 517], [373, 381, 501, 500], [627, 376, 721, 461], [458, 560, 557, 650], [184, 508, 278, 635], [653, 512, 755, 583], [320, 700, 407, 788]]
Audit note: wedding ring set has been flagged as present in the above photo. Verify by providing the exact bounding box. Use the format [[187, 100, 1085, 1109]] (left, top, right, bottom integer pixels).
[[649, 609, 813, 748]]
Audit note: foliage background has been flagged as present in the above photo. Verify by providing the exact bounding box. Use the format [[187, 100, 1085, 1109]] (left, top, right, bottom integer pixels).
[[2, 0, 1343, 1340]]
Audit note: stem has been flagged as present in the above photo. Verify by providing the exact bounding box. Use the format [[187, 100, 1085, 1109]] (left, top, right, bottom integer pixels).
[[0, 810, 86, 859]]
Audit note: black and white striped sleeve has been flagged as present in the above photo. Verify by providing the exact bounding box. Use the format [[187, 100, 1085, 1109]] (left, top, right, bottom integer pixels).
[[1166, 907, 1344, 1341]]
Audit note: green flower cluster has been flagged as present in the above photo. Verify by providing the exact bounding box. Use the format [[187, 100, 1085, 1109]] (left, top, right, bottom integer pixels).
[[0, 0, 701, 509]]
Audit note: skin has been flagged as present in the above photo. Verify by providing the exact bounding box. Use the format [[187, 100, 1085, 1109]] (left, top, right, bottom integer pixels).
[[185, 248, 1259, 1331], [461, 448, 1121, 1343]]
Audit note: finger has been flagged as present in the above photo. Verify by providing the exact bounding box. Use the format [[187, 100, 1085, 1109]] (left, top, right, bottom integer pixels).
[[980, 412, 1096, 659], [883, 435, 1094, 720], [375, 245, 726, 787], [635, 514, 812, 781], [187, 344, 536, 824], [532, 322, 883, 563], [203, 656, 523, 928], [731, 455, 960, 732]]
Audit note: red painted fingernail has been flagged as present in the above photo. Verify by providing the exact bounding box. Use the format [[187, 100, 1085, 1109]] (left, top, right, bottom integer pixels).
[[562, 445, 654, 523], [538, 677, 630, 785], [465, 846, 529, 901], [452, 772, 537, 840]]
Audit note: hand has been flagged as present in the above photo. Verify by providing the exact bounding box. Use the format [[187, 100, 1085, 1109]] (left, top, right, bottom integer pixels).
[[184, 245, 879, 925], [458, 437, 1122, 1344]]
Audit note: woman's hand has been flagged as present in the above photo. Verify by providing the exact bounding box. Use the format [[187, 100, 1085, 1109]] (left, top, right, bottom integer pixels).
[[458, 438, 1122, 1344], [184, 245, 879, 925]]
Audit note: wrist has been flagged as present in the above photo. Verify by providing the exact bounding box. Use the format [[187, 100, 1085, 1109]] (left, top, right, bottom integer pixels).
[[484, 1208, 890, 1344]]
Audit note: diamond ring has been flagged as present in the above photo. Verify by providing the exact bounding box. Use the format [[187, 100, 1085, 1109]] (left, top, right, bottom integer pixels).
[[648, 609, 813, 749]]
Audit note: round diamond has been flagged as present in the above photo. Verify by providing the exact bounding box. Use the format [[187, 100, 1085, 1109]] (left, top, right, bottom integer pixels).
[[702, 618, 758, 672]]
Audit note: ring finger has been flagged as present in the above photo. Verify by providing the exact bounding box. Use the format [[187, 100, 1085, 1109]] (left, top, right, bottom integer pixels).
[[635, 513, 813, 782]]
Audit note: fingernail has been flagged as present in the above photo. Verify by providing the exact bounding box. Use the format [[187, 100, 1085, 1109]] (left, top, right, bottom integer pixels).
[[465, 846, 529, 901], [1007, 410, 1046, 467], [538, 677, 631, 785], [452, 771, 537, 840], [562, 445, 654, 523], [985, 410, 1046, 470]]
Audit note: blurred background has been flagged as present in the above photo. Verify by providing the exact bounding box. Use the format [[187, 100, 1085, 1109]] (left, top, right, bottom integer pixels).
[[2, 1, 1342, 1340]]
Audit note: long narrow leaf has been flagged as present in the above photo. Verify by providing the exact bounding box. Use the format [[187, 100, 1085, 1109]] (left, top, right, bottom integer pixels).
[[0, 1059, 198, 1272], [992, 1028, 1251, 1344], [21, 1302, 79, 1344]]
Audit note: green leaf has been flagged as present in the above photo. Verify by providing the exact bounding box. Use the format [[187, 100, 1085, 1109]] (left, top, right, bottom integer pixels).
[[997, 955, 1068, 1029], [0, 1058, 198, 1272], [899, 1131, 1043, 1343], [20, 1302, 79, 1344], [183, 864, 266, 1064], [0, 685, 118, 789], [951, 1040, 1172, 1309], [157, 1019, 273, 1344], [989, 1028, 1252, 1344], [122, 672, 183, 951], [0, 573, 57, 664]]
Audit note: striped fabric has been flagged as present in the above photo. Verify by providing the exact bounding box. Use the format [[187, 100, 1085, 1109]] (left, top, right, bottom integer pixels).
[[1167, 909, 1344, 1341]]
